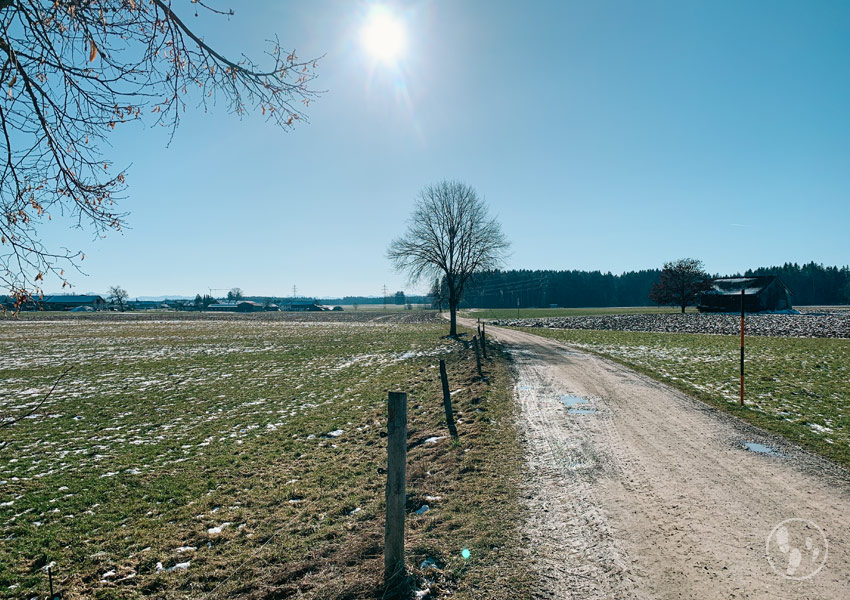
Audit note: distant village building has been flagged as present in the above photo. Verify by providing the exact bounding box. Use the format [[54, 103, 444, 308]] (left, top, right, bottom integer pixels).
[[236, 301, 264, 313], [1, 294, 107, 311], [207, 302, 239, 312], [283, 299, 324, 312], [698, 276, 793, 313]]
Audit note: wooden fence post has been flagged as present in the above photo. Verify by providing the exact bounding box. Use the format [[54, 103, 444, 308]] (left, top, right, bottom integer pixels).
[[481, 323, 487, 359], [472, 336, 483, 378], [384, 391, 408, 595], [439, 360, 459, 440]]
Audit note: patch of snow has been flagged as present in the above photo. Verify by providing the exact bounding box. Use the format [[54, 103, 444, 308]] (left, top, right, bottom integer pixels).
[[207, 522, 230, 534], [808, 423, 833, 434]]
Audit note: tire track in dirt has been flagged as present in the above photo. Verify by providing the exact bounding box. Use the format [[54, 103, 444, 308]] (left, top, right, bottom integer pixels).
[[460, 318, 850, 599]]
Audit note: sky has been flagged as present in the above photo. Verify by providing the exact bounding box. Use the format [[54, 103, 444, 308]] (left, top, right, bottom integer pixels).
[[44, 0, 850, 298]]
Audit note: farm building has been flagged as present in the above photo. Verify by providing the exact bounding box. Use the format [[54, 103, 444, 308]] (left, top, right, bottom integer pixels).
[[283, 300, 324, 311], [236, 301, 265, 313], [207, 302, 238, 312], [206, 301, 267, 312], [1, 294, 107, 311], [698, 276, 793, 313]]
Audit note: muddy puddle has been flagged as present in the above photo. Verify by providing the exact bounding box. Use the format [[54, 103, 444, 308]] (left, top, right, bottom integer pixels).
[[743, 442, 780, 455], [561, 395, 597, 414]]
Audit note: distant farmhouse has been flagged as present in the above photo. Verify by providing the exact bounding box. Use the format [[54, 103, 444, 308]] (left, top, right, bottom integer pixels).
[[698, 276, 793, 313], [284, 299, 324, 312], [1, 294, 106, 311], [207, 301, 276, 313]]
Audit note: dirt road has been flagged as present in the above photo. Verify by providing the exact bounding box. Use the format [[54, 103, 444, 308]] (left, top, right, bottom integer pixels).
[[460, 318, 850, 599]]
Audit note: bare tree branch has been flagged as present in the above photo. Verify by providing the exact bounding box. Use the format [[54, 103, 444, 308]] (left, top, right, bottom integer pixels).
[[0, 1, 321, 302]]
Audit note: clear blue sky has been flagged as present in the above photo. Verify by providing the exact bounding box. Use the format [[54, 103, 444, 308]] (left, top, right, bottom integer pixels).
[[51, 0, 850, 298]]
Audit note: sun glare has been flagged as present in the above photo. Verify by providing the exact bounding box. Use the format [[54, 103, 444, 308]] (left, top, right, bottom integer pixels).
[[360, 9, 406, 64]]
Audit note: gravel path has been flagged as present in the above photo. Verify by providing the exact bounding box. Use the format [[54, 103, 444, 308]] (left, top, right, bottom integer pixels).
[[491, 309, 850, 338], [458, 317, 850, 599]]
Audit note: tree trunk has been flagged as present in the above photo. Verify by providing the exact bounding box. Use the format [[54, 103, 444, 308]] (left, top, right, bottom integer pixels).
[[681, 304, 686, 313], [448, 281, 458, 337]]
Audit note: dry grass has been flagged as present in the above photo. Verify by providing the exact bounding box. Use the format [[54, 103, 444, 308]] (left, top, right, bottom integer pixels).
[[0, 314, 529, 599]]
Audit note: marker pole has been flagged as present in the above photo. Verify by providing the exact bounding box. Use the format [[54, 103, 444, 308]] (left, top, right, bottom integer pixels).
[[740, 289, 745, 406]]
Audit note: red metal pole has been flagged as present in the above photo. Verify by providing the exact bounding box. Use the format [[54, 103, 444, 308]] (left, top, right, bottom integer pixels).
[[740, 289, 745, 406]]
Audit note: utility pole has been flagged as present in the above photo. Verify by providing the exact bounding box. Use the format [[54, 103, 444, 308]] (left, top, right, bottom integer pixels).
[[382, 284, 388, 309], [292, 284, 297, 299]]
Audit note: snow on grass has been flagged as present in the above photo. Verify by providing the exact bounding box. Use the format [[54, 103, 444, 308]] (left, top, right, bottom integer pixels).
[[0, 315, 458, 596]]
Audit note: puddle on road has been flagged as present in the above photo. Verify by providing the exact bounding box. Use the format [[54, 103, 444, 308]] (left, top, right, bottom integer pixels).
[[561, 395, 597, 415], [743, 442, 779, 455], [560, 395, 586, 407], [560, 395, 583, 406]]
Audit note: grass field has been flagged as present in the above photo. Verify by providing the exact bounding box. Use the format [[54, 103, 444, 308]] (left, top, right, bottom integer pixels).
[[463, 306, 697, 319], [516, 327, 850, 469], [0, 313, 529, 599]]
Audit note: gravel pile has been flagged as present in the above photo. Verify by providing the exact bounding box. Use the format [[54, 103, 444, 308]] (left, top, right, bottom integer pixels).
[[492, 309, 850, 339]]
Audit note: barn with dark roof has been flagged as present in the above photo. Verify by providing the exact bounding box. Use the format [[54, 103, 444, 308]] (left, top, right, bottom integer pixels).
[[698, 276, 793, 313]]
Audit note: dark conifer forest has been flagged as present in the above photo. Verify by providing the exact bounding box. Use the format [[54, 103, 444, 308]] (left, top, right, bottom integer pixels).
[[456, 263, 850, 308]]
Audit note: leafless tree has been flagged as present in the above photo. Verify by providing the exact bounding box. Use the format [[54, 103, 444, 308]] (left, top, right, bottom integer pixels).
[[107, 284, 127, 310], [227, 286, 242, 301], [388, 180, 509, 336], [649, 258, 711, 313], [0, 1, 320, 306]]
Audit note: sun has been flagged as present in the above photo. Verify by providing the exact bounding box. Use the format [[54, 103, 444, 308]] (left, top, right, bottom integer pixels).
[[360, 9, 406, 64]]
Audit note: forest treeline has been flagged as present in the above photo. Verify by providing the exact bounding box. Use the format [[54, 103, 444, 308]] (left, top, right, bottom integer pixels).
[[456, 262, 850, 308]]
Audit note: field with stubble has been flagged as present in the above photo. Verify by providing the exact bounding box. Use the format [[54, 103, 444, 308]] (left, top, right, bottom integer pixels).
[[0, 312, 529, 599]]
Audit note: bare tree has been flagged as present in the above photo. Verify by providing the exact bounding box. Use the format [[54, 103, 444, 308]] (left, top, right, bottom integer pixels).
[[107, 284, 127, 310], [388, 180, 509, 336], [0, 1, 320, 305], [649, 258, 711, 313], [227, 287, 243, 301]]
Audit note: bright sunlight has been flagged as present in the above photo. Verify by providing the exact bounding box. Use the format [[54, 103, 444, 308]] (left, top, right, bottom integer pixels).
[[360, 7, 406, 64]]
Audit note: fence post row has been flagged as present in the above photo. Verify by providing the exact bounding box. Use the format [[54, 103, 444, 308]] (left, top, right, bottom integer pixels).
[[384, 391, 408, 595], [472, 336, 483, 378], [481, 323, 487, 359], [439, 359, 459, 440]]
